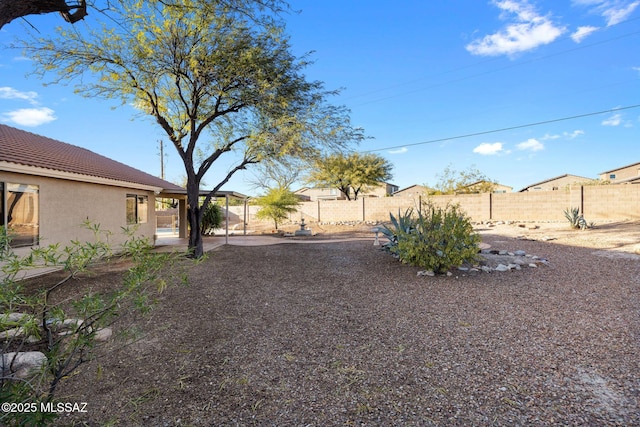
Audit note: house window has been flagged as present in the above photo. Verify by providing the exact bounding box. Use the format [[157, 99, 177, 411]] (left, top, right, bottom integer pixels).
[[126, 194, 148, 225], [609, 174, 616, 180], [1, 182, 40, 247]]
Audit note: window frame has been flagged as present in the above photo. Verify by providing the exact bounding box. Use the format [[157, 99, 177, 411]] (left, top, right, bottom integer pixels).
[[126, 193, 149, 225], [1, 181, 40, 247]]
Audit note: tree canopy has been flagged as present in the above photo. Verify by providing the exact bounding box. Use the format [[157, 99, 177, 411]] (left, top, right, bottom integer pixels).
[[428, 164, 496, 195], [306, 152, 393, 200], [18, 0, 363, 257]]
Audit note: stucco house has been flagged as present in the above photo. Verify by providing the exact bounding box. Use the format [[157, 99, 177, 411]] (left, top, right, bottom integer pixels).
[[461, 180, 513, 194], [393, 184, 429, 198], [295, 182, 398, 201], [519, 174, 596, 192], [294, 186, 346, 201], [599, 162, 640, 184], [0, 124, 184, 251], [362, 182, 399, 198]]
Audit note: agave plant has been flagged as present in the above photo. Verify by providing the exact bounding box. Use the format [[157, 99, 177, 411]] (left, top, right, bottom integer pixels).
[[564, 207, 588, 230], [378, 208, 415, 252]]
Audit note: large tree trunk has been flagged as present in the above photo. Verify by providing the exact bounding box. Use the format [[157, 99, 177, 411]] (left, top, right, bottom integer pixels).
[[186, 184, 204, 258], [0, 0, 87, 28]]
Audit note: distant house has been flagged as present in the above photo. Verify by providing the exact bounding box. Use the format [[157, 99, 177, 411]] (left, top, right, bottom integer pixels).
[[393, 184, 429, 198], [0, 124, 184, 250], [460, 180, 513, 194], [519, 174, 596, 192], [394, 182, 511, 197], [295, 182, 398, 201], [361, 182, 399, 198], [599, 162, 640, 184], [294, 187, 346, 201]]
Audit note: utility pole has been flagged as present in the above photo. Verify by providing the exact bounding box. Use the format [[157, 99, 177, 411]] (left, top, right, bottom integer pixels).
[[158, 140, 165, 180]]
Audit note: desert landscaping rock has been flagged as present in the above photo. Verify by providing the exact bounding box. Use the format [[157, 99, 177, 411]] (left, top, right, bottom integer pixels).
[[1, 351, 46, 379], [94, 327, 113, 342]]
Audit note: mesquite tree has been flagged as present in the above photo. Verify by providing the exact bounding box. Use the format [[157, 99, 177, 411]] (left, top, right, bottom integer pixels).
[[18, 0, 363, 257], [306, 152, 393, 200]]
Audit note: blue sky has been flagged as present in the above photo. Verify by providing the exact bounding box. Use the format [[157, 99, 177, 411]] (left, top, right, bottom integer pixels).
[[1, 0, 639, 195]]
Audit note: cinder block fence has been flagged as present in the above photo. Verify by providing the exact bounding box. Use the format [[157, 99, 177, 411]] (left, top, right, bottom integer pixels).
[[229, 185, 640, 226]]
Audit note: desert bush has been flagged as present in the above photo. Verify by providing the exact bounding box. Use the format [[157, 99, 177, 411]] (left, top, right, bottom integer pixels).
[[1, 223, 188, 426], [201, 202, 223, 235], [380, 202, 480, 274]]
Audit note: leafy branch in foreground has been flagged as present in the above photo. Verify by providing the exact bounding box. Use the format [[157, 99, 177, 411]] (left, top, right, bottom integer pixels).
[[1, 223, 190, 426]]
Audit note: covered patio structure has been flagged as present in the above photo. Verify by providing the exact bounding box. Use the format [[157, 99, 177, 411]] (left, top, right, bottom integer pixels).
[[158, 189, 248, 245]]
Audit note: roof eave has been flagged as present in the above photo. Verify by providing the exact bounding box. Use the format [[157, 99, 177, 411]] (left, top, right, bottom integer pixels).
[[1, 161, 166, 192]]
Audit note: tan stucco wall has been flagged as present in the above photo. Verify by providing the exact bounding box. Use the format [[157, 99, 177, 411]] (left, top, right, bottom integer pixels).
[[1, 171, 157, 250]]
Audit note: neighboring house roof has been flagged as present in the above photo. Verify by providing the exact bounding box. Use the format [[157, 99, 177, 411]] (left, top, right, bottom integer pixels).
[[518, 174, 594, 192], [611, 176, 640, 184], [393, 184, 428, 195], [461, 180, 513, 192], [0, 124, 183, 192], [599, 161, 640, 175]]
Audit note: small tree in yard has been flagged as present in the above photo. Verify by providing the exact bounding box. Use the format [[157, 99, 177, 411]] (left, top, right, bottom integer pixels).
[[0, 224, 188, 426], [255, 188, 300, 229], [380, 202, 480, 274]]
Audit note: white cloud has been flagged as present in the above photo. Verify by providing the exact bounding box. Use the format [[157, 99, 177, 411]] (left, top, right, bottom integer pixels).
[[388, 147, 408, 154], [602, 113, 622, 126], [565, 129, 585, 138], [603, 1, 639, 25], [1, 108, 56, 127], [0, 87, 39, 105], [573, 0, 640, 26], [541, 130, 585, 140], [571, 26, 600, 42], [466, 0, 566, 56], [473, 142, 505, 155], [517, 138, 544, 151]]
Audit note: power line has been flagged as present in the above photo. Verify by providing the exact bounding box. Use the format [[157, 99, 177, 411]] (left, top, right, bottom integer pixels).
[[349, 27, 640, 108], [361, 104, 640, 153]]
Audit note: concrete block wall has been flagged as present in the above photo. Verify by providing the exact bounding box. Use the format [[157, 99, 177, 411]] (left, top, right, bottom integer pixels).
[[491, 190, 571, 221], [583, 185, 640, 220], [239, 184, 639, 226]]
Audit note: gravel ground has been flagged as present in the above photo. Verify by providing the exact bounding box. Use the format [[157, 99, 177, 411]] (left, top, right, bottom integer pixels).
[[44, 221, 640, 425]]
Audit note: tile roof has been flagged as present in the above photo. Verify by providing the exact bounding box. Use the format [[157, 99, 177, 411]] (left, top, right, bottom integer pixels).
[[0, 124, 183, 191]]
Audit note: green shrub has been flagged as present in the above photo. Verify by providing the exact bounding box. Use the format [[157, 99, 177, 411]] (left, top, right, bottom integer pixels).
[[201, 202, 223, 235], [381, 202, 480, 274]]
